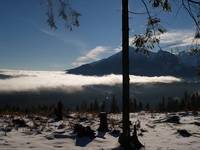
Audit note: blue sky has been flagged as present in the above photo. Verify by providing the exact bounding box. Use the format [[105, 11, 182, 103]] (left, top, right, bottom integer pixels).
[[0, 0, 197, 70]]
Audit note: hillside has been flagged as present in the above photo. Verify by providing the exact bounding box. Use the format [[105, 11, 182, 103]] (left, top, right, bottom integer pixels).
[[68, 48, 199, 77]]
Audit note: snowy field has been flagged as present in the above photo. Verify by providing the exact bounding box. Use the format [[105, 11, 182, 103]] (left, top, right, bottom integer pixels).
[[0, 112, 200, 150]]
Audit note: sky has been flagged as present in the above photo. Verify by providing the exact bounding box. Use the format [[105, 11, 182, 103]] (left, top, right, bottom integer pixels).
[[0, 0, 198, 71]]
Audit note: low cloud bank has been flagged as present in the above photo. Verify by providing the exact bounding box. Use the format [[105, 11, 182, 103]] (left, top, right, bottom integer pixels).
[[0, 69, 182, 92]]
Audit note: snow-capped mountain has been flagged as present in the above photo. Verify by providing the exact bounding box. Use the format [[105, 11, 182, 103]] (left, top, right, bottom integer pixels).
[[68, 47, 199, 77]]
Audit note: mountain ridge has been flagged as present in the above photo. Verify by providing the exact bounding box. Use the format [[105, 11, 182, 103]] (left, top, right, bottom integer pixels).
[[67, 47, 199, 77]]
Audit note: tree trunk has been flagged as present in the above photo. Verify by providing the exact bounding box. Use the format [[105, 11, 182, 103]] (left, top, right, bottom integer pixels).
[[98, 112, 109, 132], [119, 0, 130, 148]]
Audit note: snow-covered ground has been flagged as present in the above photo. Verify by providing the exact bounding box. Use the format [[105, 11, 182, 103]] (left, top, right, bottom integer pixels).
[[0, 112, 200, 150]]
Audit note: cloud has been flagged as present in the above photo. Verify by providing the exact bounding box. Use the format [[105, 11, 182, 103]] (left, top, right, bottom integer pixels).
[[39, 28, 86, 50], [0, 70, 182, 92], [72, 46, 111, 66], [40, 28, 56, 37], [71, 29, 199, 68], [129, 29, 200, 51], [159, 29, 195, 49], [113, 46, 122, 53]]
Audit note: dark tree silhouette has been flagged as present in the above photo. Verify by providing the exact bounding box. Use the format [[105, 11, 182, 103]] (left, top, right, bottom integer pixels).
[[100, 100, 106, 112], [75, 104, 80, 112], [129, 99, 134, 112], [54, 101, 64, 121], [145, 103, 150, 111], [89, 101, 94, 112], [110, 95, 120, 113], [118, 1, 130, 148], [138, 101, 143, 111], [134, 98, 138, 112], [93, 99, 100, 112], [45, 0, 80, 30], [80, 101, 87, 112]]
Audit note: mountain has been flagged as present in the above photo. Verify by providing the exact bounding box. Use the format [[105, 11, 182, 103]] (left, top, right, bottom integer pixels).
[[67, 47, 198, 77], [178, 51, 200, 67]]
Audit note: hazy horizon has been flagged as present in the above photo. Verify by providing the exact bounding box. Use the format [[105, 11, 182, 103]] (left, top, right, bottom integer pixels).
[[0, 69, 182, 92]]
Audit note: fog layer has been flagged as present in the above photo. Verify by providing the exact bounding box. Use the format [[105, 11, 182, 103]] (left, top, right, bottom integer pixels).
[[0, 69, 182, 92]]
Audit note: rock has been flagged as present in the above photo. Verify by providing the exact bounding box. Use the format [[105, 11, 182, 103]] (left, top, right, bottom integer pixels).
[[57, 124, 66, 129], [45, 133, 55, 140], [146, 123, 156, 128], [177, 129, 192, 137], [74, 124, 85, 137], [165, 115, 180, 124], [45, 132, 71, 140], [74, 124, 95, 139], [47, 118, 56, 123], [0, 126, 12, 136], [4, 126, 12, 132], [12, 119, 27, 128], [178, 112, 189, 117], [192, 111, 199, 116], [110, 129, 121, 137], [78, 117, 88, 122], [140, 128, 148, 133], [138, 132, 143, 136], [35, 130, 42, 135], [85, 126, 95, 138], [194, 122, 200, 126]]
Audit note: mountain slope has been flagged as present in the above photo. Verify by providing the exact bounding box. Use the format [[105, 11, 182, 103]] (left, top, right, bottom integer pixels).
[[68, 48, 198, 77]]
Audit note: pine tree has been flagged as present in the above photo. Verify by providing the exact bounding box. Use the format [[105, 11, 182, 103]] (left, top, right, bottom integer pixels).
[[133, 98, 138, 112], [145, 103, 150, 111], [161, 96, 166, 112], [54, 101, 64, 121], [129, 99, 134, 112], [138, 101, 143, 111], [110, 95, 119, 113], [93, 99, 100, 113], [89, 101, 94, 112], [191, 93, 197, 110], [75, 104, 80, 112], [100, 100, 106, 112], [80, 101, 88, 112]]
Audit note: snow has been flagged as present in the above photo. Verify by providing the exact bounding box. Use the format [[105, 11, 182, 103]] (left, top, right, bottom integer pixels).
[[0, 112, 200, 150]]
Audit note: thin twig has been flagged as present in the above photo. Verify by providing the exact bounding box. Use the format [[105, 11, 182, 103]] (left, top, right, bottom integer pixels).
[[188, 0, 200, 5], [141, 0, 162, 50], [182, 0, 200, 32], [129, 11, 147, 15]]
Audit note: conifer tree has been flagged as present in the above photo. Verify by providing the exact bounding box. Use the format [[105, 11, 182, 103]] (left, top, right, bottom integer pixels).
[[110, 95, 119, 113], [93, 99, 100, 113], [100, 100, 106, 112]]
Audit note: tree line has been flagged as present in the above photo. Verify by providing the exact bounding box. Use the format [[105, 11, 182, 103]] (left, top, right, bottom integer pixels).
[[156, 91, 200, 112], [0, 91, 200, 115]]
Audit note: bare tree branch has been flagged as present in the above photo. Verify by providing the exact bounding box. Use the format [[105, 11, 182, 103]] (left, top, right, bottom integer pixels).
[[185, 0, 200, 32], [188, 0, 200, 5], [132, 0, 168, 52], [129, 11, 147, 15], [45, 0, 80, 30]]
